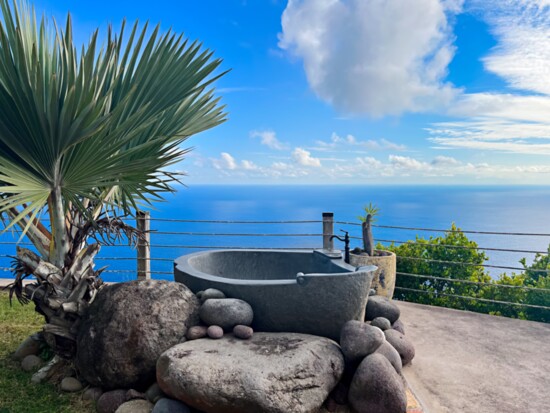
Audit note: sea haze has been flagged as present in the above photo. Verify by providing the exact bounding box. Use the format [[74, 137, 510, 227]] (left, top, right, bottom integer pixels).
[[1, 185, 549, 282]]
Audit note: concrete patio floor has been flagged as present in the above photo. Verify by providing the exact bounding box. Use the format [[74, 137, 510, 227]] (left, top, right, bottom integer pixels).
[[398, 301, 550, 413]]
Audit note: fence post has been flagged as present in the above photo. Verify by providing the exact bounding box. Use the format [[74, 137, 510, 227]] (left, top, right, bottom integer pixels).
[[322, 212, 334, 250], [137, 211, 151, 280]]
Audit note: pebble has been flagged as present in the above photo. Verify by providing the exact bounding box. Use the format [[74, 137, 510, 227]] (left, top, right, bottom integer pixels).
[[199, 298, 254, 330], [186, 325, 208, 340], [233, 325, 253, 339], [392, 319, 406, 335], [200, 288, 226, 303], [365, 296, 401, 324], [13, 334, 42, 361], [145, 382, 165, 404], [60, 377, 83, 392], [97, 389, 127, 413], [371, 317, 392, 331], [340, 320, 384, 363], [207, 325, 224, 339], [368, 289, 376, 296], [385, 329, 415, 366], [83, 387, 103, 402], [151, 398, 192, 413], [21, 354, 43, 372]]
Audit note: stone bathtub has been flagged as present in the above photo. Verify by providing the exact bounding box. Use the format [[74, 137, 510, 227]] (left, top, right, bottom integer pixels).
[[174, 249, 376, 340]]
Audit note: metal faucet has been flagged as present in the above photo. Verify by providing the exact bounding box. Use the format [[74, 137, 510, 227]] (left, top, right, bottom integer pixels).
[[330, 230, 350, 264]]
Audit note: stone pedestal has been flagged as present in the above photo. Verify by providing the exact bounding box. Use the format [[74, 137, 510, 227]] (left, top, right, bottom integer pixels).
[[350, 251, 396, 298]]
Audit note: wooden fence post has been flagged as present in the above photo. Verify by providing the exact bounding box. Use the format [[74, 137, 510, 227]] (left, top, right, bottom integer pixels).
[[137, 211, 151, 280], [322, 212, 334, 250]]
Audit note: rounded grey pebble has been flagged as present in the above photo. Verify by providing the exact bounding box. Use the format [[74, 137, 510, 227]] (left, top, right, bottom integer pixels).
[[385, 329, 415, 366], [152, 398, 192, 413], [374, 340, 402, 373], [233, 325, 253, 339], [365, 296, 401, 324], [21, 354, 43, 372], [207, 325, 224, 339], [196, 291, 204, 299], [186, 325, 208, 340], [340, 320, 384, 363], [392, 319, 406, 335], [368, 289, 376, 296], [199, 298, 253, 330], [145, 382, 165, 404], [60, 377, 83, 392], [371, 317, 391, 331], [83, 387, 103, 402], [200, 288, 226, 303], [97, 389, 127, 413]]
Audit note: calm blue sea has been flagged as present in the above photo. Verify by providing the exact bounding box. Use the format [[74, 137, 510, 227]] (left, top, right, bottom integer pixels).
[[1, 185, 549, 282]]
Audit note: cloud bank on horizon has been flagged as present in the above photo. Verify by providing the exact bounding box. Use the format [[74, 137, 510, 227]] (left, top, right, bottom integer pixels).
[[189, 0, 550, 184]]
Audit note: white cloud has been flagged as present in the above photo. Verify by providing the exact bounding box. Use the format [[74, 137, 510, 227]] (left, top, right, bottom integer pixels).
[[315, 132, 406, 151], [279, 0, 463, 116], [431, 155, 461, 166], [212, 152, 237, 170], [241, 160, 258, 170], [474, 0, 550, 95], [292, 147, 322, 167], [389, 155, 430, 171], [250, 130, 289, 150]]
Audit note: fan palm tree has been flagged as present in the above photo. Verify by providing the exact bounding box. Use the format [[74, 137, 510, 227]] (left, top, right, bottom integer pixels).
[[0, 0, 227, 358]]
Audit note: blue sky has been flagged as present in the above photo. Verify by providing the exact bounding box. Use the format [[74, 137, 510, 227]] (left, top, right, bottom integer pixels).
[[31, 0, 550, 185]]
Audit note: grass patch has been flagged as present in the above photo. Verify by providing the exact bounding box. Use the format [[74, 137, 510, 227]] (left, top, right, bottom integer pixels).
[[0, 291, 94, 413]]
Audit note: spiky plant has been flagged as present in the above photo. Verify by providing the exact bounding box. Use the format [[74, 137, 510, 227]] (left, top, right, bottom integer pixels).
[[0, 0, 227, 358], [358, 203, 379, 256]]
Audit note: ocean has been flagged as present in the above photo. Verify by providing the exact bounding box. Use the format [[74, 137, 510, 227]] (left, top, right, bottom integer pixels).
[[1, 185, 549, 282]]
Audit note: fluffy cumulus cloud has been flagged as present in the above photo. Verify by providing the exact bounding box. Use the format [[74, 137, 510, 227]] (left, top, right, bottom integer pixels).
[[250, 130, 289, 150], [292, 147, 322, 167], [212, 152, 237, 170], [279, 0, 463, 116]]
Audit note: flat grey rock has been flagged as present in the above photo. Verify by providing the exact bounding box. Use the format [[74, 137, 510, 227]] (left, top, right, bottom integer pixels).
[[385, 329, 415, 366], [199, 298, 253, 330], [365, 296, 401, 324], [157, 332, 344, 413], [114, 399, 153, 413], [348, 353, 407, 413], [340, 320, 384, 363], [76, 280, 199, 390]]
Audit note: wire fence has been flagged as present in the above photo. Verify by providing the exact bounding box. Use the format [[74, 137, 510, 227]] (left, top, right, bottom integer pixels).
[[0, 213, 548, 320]]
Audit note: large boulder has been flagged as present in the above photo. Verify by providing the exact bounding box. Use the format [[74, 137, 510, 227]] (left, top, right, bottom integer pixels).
[[340, 320, 384, 363], [76, 280, 200, 390], [157, 333, 344, 413], [348, 353, 407, 413]]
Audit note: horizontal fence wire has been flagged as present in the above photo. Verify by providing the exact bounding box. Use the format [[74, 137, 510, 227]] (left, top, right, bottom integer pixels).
[[151, 231, 323, 236], [395, 286, 550, 310], [397, 272, 550, 293], [148, 219, 322, 224], [395, 255, 550, 273], [148, 245, 318, 250], [374, 238, 548, 255], [336, 221, 550, 237]]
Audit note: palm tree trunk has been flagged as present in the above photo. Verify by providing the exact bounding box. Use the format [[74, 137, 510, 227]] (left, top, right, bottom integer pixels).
[[49, 186, 69, 269]]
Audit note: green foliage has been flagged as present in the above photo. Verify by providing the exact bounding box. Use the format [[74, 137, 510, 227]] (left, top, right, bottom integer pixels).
[[0, 0, 227, 237], [386, 224, 550, 323], [358, 202, 379, 223]]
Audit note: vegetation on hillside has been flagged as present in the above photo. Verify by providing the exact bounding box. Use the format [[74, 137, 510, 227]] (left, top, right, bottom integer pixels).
[[386, 224, 550, 323]]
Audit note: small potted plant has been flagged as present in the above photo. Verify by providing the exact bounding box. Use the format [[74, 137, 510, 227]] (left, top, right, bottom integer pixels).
[[350, 203, 397, 298]]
